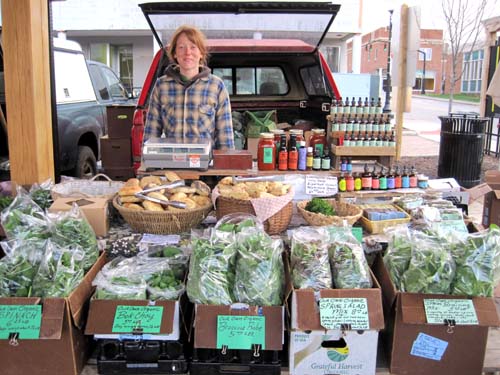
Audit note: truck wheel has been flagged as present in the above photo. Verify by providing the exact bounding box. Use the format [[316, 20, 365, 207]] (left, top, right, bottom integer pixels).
[[74, 146, 97, 178]]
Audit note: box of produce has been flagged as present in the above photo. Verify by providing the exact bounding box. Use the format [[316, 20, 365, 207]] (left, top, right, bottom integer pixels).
[[288, 226, 384, 375], [358, 203, 410, 234], [373, 225, 500, 375]]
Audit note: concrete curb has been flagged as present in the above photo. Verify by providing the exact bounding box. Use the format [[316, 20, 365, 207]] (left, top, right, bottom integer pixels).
[[412, 94, 480, 107]]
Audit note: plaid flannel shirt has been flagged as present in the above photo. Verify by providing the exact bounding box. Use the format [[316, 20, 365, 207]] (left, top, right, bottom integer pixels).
[[143, 66, 234, 150]]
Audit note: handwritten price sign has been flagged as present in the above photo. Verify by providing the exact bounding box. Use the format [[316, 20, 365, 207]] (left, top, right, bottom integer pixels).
[[112, 305, 164, 333], [216, 315, 265, 350], [424, 299, 478, 325], [0, 305, 42, 339], [319, 298, 370, 330]]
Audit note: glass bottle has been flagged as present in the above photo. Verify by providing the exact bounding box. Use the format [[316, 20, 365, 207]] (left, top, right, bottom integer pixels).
[[363, 97, 370, 114], [330, 98, 337, 116], [394, 165, 402, 189], [409, 166, 418, 188], [354, 172, 362, 191], [306, 146, 314, 170], [371, 166, 380, 190], [309, 129, 327, 155], [312, 148, 322, 171], [298, 141, 307, 171], [338, 173, 347, 192], [346, 172, 355, 192], [401, 166, 410, 188], [337, 96, 344, 115], [346, 157, 353, 173], [390, 131, 396, 147], [351, 97, 356, 113], [340, 157, 347, 172], [379, 167, 387, 190], [370, 97, 375, 114], [357, 97, 363, 114], [344, 97, 350, 114], [288, 134, 298, 170], [362, 164, 372, 190], [387, 167, 395, 190], [321, 152, 331, 171], [257, 132, 276, 171], [278, 134, 288, 171], [377, 97, 383, 114]]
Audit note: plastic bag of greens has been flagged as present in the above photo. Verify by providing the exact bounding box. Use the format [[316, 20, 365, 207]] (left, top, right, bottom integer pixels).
[[93, 257, 147, 300], [137, 258, 186, 301], [215, 213, 264, 233], [32, 240, 85, 297], [328, 228, 372, 289], [0, 239, 46, 297], [401, 231, 455, 294], [383, 225, 413, 290], [290, 226, 332, 290], [451, 227, 500, 297], [186, 228, 238, 305], [233, 227, 284, 306], [138, 242, 189, 264], [49, 203, 99, 272], [1, 186, 51, 241], [29, 178, 54, 210]]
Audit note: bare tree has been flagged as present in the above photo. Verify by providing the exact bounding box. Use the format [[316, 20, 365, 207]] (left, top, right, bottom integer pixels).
[[442, 0, 490, 113]]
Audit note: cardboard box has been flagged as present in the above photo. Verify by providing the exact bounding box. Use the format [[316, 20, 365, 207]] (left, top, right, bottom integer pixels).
[[427, 178, 461, 192], [483, 170, 500, 227], [373, 255, 500, 375], [106, 105, 135, 139], [100, 136, 132, 168], [49, 197, 109, 237], [0, 252, 106, 375], [213, 149, 253, 170], [289, 277, 384, 375]]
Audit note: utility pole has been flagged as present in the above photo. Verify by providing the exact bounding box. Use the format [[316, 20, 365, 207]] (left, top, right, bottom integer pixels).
[[383, 9, 394, 113]]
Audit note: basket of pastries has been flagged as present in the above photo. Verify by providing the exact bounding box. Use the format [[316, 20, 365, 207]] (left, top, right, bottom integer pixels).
[[297, 198, 362, 226], [213, 177, 293, 235], [113, 171, 213, 234]]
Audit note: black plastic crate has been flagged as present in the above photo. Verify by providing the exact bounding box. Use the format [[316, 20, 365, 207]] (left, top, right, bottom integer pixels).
[[190, 347, 281, 375], [96, 339, 188, 374]]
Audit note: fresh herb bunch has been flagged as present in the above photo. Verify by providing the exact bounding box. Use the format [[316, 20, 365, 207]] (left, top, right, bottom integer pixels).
[[147, 268, 184, 300], [2, 206, 50, 241], [383, 226, 413, 291], [30, 189, 53, 210], [233, 228, 284, 306], [186, 230, 237, 305], [291, 227, 332, 290], [95, 275, 147, 300], [305, 198, 335, 216], [0, 196, 13, 212], [330, 241, 372, 289]]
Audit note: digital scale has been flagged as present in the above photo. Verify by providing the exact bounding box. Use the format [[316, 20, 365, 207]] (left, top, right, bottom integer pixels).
[[142, 137, 212, 170]]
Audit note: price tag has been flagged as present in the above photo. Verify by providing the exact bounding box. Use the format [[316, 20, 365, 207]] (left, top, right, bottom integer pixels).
[[189, 155, 201, 168], [112, 305, 164, 333], [305, 175, 338, 196], [140, 234, 180, 245], [319, 298, 369, 330], [424, 299, 478, 325], [0, 305, 42, 339], [216, 315, 265, 350]]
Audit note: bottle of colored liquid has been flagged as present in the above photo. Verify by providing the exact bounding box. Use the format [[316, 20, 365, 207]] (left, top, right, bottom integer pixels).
[[321, 152, 331, 171], [409, 166, 418, 188], [346, 157, 352, 173], [354, 172, 362, 191], [278, 134, 288, 171], [379, 167, 387, 190], [306, 147, 314, 170], [298, 141, 307, 171], [340, 157, 347, 172], [362, 163, 372, 190], [394, 165, 402, 189], [288, 134, 298, 171], [402, 166, 410, 188], [312, 149, 322, 171], [371, 166, 380, 190], [346, 172, 355, 192], [387, 167, 395, 190], [338, 173, 347, 192]]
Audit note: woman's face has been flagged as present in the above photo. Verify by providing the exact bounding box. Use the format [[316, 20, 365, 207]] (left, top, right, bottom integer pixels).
[[174, 33, 202, 73]]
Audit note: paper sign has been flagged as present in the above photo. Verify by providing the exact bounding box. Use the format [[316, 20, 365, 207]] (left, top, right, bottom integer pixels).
[[216, 315, 266, 350], [319, 298, 369, 330], [0, 305, 42, 339], [424, 299, 478, 325], [411, 333, 448, 361], [189, 155, 201, 168], [140, 234, 180, 245], [305, 175, 338, 196], [112, 305, 164, 333]]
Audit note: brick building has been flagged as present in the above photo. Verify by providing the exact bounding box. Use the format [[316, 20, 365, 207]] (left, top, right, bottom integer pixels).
[[347, 27, 444, 94], [442, 45, 485, 95]]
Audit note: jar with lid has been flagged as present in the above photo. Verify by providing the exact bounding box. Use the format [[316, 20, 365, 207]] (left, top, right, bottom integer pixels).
[[289, 129, 304, 144], [257, 133, 277, 171], [309, 128, 327, 156]]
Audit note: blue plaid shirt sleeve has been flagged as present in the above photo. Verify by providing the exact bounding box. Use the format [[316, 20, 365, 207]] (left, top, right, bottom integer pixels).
[[143, 79, 163, 143], [214, 83, 235, 150]]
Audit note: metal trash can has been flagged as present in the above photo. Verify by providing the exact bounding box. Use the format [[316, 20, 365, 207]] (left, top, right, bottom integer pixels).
[[438, 113, 488, 188]]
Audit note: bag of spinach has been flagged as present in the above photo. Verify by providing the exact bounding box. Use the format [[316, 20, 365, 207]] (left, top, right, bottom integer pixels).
[[383, 225, 413, 290], [291, 226, 332, 290], [138, 257, 187, 301], [401, 231, 455, 294], [233, 227, 284, 306], [328, 228, 372, 289], [186, 228, 237, 305]]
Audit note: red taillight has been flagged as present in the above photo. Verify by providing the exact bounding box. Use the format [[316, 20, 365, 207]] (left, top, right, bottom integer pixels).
[[131, 109, 145, 172]]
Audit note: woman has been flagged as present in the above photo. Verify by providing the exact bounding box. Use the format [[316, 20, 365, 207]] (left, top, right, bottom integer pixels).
[[143, 25, 235, 150]]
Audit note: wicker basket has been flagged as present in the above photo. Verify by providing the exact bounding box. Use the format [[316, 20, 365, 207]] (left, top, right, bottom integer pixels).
[[216, 195, 293, 235], [113, 195, 212, 234], [297, 199, 362, 226], [51, 174, 124, 201]]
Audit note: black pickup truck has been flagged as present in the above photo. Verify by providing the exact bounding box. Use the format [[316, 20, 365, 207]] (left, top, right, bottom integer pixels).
[[0, 37, 134, 179]]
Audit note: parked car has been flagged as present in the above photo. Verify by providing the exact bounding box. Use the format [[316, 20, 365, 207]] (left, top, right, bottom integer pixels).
[[131, 1, 341, 171], [0, 37, 134, 179]]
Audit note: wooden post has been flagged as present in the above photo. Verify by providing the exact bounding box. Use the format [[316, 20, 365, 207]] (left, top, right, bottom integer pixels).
[[395, 4, 409, 161], [1, 0, 54, 185], [479, 17, 500, 117]]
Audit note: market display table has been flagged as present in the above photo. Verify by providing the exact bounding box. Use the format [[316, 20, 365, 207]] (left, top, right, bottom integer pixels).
[[331, 145, 396, 169]]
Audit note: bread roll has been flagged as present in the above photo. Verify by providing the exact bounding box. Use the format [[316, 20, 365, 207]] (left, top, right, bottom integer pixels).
[[143, 200, 164, 211], [170, 186, 196, 194], [170, 192, 187, 201], [219, 176, 233, 186], [123, 203, 144, 210], [164, 171, 181, 182], [140, 175, 162, 188], [118, 185, 142, 196], [191, 180, 211, 196], [147, 192, 169, 202], [191, 195, 211, 207], [168, 197, 197, 211], [120, 195, 143, 203], [124, 178, 140, 187]]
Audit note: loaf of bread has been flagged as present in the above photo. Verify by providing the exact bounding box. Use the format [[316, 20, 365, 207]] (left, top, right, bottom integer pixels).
[[143, 200, 164, 211], [118, 185, 142, 196]]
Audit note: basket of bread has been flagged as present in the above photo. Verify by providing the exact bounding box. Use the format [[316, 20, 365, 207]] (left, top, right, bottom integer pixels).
[[213, 177, 293, 235], [297, 198, 362, 226], [113, 172, 213, 234]]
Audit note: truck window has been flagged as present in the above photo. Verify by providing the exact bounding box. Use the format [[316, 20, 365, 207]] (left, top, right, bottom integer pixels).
[[300, 65, 329, 96], [100, 66, 129, 100], [213, 67, 288, 96], [88, 64, 110, 101], [54, 50, 96, 104]]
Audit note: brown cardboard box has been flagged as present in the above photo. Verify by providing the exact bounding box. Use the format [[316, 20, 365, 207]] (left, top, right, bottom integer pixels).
[[107, 105, 135, 139], [101, 136, 132, 168], [373, 255, 500, 375], [0, 253, 106, 375], [213, 149, 253, 170], [289, 274, 384, 375], [483, 170, 500, 227], [49, 197, 109, 237]]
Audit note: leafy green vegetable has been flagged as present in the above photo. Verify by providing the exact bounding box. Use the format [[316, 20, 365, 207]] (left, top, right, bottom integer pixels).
[[291, 227, 332, 290], [30, 189, 53, 210], [146, 268, 184, 301], [383, 226, 413, 290], [305, 198, 335, 216], [0, 196, 14, 212], [233, 228, 284, 306]]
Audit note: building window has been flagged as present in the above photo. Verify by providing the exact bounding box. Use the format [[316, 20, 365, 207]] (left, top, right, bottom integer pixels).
[[90, 43, 134, 92], [413, 70, 436, 92], [461, 48, 483, 93], [418, 47, 432, 61], [322, 46, 340, 73]]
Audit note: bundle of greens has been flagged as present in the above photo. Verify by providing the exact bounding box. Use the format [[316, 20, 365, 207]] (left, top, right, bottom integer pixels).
[[146, 268, 184, 300], [233, 227, 284, 306], [290, 227, 332, 290], [383, 225, 413, 290], [32, 241, 84, 298], [186, 229, 238, 305], [401, 232, 455, 294], [29, 179, 54, 210], [451, 227, 500, 297], [329, 229, 372, 289], [0, 195, 13, 212], [305, 198, 335, 216], [0, 239, 45, 297], [50, 205, 99, 272], [215, 213, 263, 233]]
